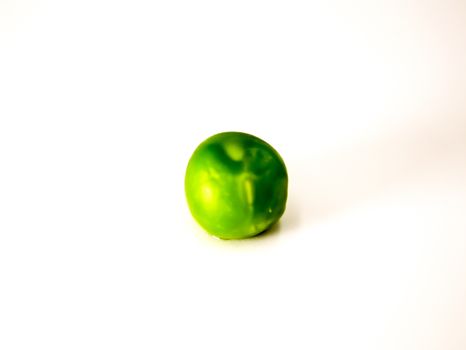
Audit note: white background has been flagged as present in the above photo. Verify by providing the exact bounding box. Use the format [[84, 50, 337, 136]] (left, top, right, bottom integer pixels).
[[1, 1, 466, 349]]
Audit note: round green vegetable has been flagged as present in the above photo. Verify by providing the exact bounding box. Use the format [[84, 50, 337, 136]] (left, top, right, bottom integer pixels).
[[185, 131, 288, 239]]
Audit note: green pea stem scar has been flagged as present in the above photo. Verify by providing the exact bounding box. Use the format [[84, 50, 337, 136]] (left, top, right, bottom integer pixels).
[[185, 131, 288, 240]]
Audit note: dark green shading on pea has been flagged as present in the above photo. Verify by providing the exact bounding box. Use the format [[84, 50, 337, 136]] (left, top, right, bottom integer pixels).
[[185, 131, 288, 239]]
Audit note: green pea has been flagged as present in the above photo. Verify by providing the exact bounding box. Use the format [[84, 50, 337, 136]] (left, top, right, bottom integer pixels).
[[185, 131, 288, 239]]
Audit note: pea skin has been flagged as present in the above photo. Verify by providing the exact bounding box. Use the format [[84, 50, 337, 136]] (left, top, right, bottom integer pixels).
[[185, 132, 288, 240]]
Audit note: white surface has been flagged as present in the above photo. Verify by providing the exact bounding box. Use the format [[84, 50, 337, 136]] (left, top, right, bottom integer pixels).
[[1, 1, 466, 349]]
